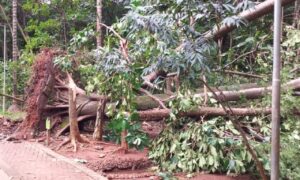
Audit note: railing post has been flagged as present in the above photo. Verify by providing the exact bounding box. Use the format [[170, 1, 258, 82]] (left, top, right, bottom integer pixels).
[[271, 0, 282, 179]]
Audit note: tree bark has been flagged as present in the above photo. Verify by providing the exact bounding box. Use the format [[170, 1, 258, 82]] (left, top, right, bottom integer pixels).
[[96, 0, 103, 48]]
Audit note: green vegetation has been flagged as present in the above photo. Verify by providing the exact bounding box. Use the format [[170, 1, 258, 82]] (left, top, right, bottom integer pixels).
[[0, 111, 26, 121]]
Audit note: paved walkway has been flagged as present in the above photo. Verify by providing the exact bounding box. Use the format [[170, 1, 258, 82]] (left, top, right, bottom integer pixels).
[[0, 141, 106, 180]]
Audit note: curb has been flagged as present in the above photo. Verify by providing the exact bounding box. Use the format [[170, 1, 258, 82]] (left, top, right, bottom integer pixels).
[[0, 157, 19, 180], [31, 142, 107, 180]]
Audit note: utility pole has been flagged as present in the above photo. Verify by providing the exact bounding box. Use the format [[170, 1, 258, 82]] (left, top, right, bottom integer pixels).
[[271, 0, 282, 179]]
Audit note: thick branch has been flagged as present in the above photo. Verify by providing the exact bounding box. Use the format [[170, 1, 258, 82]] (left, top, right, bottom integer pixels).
[[139, 88, 167, 109], [217, 70, 265, 79], [196, 78, 300, 102], [204, 0, 295, 40]]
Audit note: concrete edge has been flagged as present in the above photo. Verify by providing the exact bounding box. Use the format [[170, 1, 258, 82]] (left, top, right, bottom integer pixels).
[[30, 142, 107, 180], [0, 157, 20, 180]]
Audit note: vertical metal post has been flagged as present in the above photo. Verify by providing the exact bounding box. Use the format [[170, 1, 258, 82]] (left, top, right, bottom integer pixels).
[[271, 0, 282, 179], [2, 25, 6, 113]]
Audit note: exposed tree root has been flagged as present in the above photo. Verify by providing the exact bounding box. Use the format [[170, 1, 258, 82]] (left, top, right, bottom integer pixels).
[[56, 138, 71, 151], [14, 49, 56, 139], [56, 135, 89, 152]]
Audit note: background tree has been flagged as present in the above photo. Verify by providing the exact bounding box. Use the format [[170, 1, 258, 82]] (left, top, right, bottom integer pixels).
[[10, 0, 19, 111], [96, 0, 103, 48]]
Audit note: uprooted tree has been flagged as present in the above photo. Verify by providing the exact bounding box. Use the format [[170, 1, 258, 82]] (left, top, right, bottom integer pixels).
[[9, 0, 300, 178]]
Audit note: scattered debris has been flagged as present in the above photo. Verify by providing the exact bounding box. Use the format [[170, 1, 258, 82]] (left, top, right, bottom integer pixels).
[[74, 158, 88, 164]]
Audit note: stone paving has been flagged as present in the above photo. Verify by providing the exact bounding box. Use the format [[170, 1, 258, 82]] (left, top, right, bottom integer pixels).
[[0, 141, 106, 180]]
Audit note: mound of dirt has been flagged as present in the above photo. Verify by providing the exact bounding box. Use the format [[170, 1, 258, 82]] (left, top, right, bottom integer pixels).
[[91, 152, 151, 172]]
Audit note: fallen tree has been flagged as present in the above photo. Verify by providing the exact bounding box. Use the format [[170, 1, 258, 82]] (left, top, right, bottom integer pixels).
[[195, 78, 300, 102], [138, 107, 271, 121], [15, 49, 300, 139], [45, 77, 300, 119]]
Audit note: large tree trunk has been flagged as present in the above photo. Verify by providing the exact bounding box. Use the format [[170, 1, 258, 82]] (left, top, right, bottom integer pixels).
[[138, 107, 271, 121], [11, 0, 19, 110], [56, 106, 271, 136]]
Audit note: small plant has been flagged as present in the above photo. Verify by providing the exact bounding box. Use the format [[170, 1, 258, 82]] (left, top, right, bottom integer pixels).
[[105, 111, 149, 150]]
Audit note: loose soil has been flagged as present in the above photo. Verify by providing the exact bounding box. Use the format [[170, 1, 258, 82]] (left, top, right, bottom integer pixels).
[[45, 134, 157, 179]]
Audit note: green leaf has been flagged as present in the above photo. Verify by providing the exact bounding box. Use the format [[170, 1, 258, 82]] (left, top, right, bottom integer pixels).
[[208, 155, 214, 166]]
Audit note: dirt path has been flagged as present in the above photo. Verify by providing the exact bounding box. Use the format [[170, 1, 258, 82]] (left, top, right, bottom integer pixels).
[[0, 141, 107, 180]]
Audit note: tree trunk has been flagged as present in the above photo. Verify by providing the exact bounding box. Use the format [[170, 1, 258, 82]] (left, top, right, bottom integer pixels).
[[92, 98, 107, 140], [204, 0, 296, 40], [96, 0, 103, 48], [138, 107, 271, 121], [68, 73, 86, 152], [11, 0, 18, 108], [294, 0, 300, 28]]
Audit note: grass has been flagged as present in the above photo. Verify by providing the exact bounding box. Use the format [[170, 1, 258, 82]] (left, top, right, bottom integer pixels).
[[0, 111, 26, 121]]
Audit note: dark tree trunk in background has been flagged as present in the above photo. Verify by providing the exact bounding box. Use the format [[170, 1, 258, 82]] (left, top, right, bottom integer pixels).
[[96, 0, 103, 48], [294, 0, 300, 28], [11, 0, 19, 110]]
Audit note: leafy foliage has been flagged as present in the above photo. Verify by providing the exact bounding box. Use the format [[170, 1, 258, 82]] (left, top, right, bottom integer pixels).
[[149, 117, 257, 174]]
